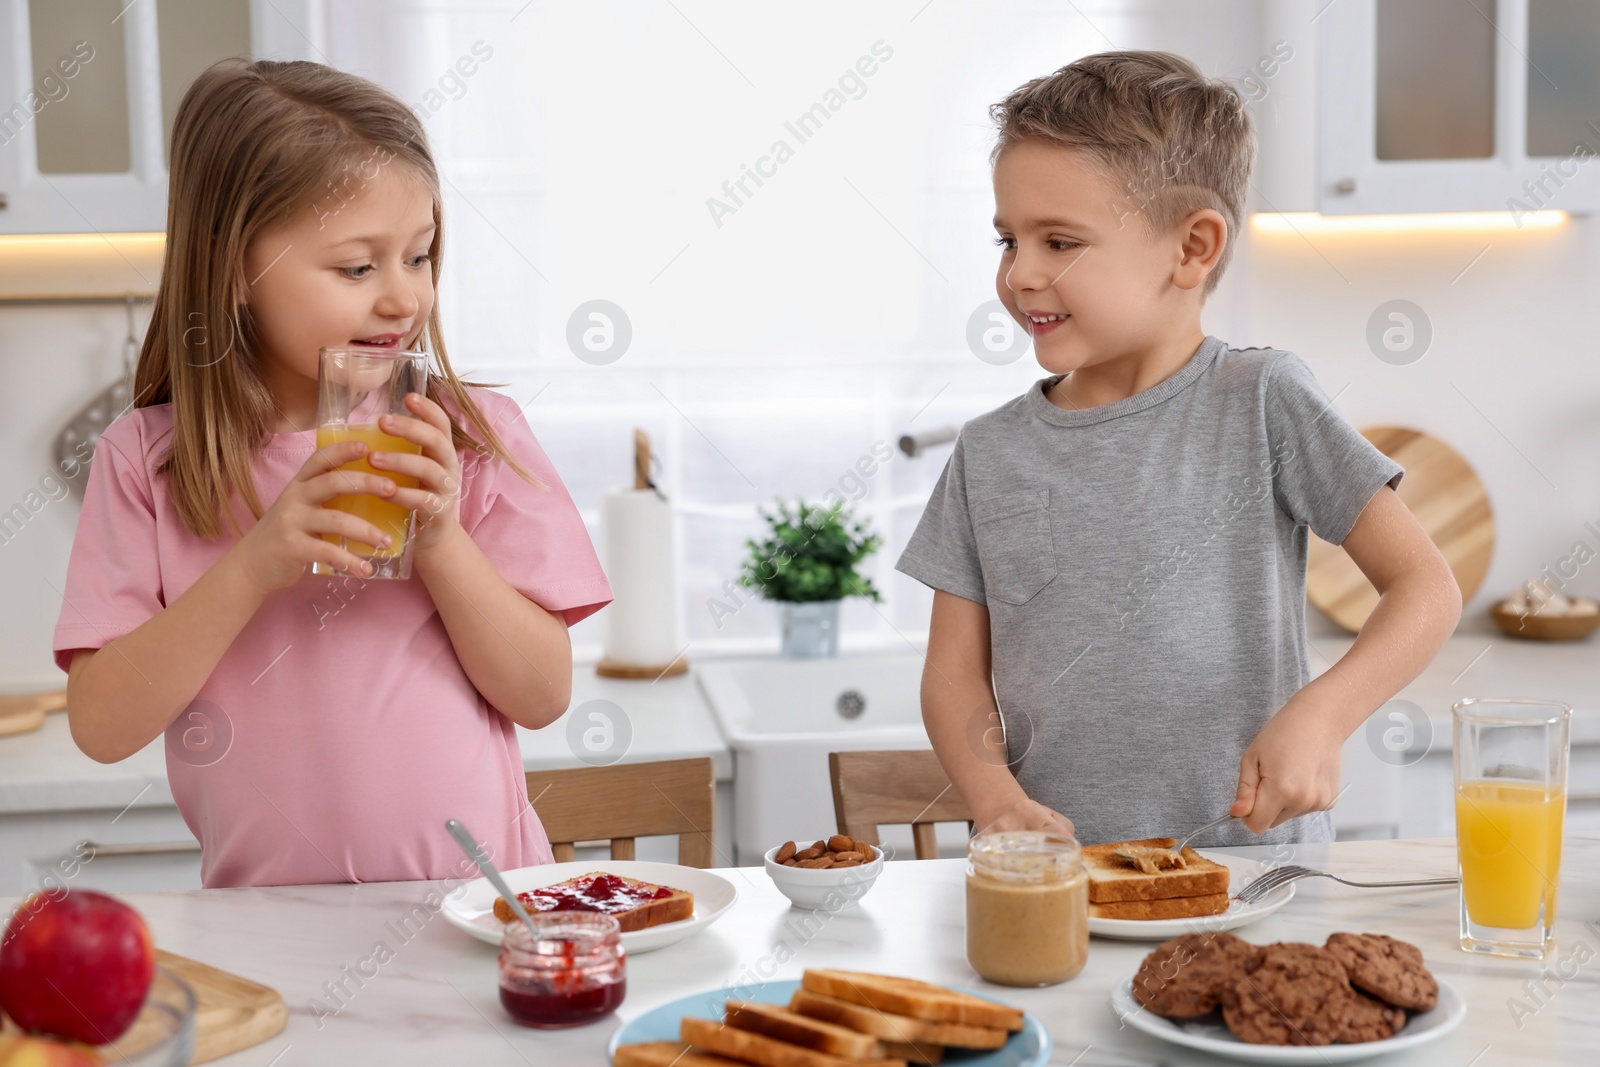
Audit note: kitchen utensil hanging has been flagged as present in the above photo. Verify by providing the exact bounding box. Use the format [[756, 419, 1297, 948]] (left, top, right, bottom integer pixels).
[[55, 297, 146, 499]]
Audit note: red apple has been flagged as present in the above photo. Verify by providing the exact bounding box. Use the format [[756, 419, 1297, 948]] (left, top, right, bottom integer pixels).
[[0, 1033, 104, 1066], [0, 890, 154, 1045]]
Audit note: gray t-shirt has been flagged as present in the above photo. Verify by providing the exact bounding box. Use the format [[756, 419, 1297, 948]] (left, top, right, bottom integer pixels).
[[897, 337, 1403, 847]]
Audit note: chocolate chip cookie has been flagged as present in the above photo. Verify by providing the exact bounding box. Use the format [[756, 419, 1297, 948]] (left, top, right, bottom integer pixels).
[[1339, 988, 1408, 1043], [1133, 932, 1260, 1019], [1324, 932, 1438, 1012], [1222, 942, 1352, 1046]]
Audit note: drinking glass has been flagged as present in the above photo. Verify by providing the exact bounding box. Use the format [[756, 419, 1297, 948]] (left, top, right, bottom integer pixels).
[[312, 345, 427, 580], [1453, 698, 1570, 960]]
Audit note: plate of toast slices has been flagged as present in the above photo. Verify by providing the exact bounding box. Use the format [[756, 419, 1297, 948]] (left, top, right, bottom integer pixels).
[[1084, 839, 1294, 939], [1109, 931, 1465, 1062], [442, 860, 737, 953], [610, 969, 1051, 1066]]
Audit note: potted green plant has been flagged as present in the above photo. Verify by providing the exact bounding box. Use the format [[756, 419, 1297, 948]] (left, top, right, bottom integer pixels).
[[738, 499, 883, 657]]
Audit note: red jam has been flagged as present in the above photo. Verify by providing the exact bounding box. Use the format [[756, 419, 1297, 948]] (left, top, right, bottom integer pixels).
[[499, 977, 627, 1027], [497, 912, 626, 1030], [518, 873, 675, 915]]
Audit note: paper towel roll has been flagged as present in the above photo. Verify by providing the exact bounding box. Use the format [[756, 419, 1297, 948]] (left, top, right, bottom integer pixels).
[[600, 488, 682, 668]]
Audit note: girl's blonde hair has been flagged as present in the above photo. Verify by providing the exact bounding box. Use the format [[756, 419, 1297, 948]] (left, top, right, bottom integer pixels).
[[136, 57, 536, 539]]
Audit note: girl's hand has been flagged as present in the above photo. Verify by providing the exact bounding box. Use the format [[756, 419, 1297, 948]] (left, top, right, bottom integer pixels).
[[369, 392, 464, 555], [232, 440, 398, 592]]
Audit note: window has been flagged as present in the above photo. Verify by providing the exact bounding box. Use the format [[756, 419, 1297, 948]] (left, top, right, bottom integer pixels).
[[324, 0, 1139, 656]]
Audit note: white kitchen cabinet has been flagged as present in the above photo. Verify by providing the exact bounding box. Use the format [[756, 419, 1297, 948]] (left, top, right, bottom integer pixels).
[[0, 0, 319, 235], [1318, 0, 1600, 215], [0, 804, 200, 896]]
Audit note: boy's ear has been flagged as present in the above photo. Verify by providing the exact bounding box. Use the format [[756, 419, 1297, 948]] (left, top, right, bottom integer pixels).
[[1172, 208, 1227, 292]]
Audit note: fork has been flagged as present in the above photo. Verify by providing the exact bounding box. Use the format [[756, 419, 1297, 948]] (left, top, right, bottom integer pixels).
[[1236, 864, 1457, 904]]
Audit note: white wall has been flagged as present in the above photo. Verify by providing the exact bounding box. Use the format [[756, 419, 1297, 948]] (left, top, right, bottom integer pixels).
[[3, 0, 1591, 686]]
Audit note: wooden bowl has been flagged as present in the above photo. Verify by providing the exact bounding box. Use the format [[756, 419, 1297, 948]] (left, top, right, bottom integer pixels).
[[1490, 599, 1600, 640]]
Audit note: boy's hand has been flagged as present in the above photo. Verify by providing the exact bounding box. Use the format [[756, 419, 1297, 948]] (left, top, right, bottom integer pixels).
[[972, 794, 1075, 838], [1231, 697, 1344, 833], [370, 393, 464, 555]]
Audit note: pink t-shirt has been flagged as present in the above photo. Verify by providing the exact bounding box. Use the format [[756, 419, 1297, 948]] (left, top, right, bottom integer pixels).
[[53, 387, 611, 888]]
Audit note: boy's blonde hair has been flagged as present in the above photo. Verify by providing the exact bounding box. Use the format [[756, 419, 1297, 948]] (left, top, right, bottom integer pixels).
[[136, 58, 535, 540], [990, 51, 1253, 294]]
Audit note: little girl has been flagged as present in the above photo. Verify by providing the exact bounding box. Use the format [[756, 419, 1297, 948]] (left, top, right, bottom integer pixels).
[[53, 59, 611, 888]]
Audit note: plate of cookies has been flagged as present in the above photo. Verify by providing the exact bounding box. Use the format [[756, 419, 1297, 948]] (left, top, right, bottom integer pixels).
[[1110, 931, 1465, 1062]]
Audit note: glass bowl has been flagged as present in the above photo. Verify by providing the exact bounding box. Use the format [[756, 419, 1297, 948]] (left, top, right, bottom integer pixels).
[[98, 967, 197, 1066]]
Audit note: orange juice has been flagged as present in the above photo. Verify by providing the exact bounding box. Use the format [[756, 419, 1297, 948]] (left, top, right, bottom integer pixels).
[[316, 424, 421, 557], [1456, 780, 1564, 929]]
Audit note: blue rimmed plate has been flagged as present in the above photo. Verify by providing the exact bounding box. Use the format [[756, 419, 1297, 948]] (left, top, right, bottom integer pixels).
[[608, 979, 1051, 1065]]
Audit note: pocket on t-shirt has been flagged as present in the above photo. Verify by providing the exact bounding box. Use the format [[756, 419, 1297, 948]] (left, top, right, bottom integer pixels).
[[971, 489, 1057, 605]]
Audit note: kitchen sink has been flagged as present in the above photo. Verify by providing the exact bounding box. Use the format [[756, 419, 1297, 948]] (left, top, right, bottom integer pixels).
[[697, 654, 969, 864]]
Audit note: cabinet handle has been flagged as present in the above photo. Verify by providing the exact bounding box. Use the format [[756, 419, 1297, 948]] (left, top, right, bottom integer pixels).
[[77, 839, 201, 857]]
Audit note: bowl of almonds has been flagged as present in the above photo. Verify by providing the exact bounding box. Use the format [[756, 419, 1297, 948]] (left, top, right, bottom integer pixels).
[[763, 835, 884, 910]]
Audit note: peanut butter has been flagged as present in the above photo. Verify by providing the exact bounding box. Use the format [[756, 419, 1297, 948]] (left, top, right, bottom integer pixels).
[[965, 831, 1089, 987]]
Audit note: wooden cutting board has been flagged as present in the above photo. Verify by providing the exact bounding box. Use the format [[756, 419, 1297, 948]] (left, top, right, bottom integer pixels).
[[0, 689, 66, 738], [1306, 427, 1493, 633], [137, 950, 288, 1064]]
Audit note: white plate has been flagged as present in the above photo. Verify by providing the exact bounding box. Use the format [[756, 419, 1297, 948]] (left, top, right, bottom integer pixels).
[[608, 980, 1051, 1066], [1110, 971, 1466, 1063], [1089, 850, 1295, 940], [441, 861, 737, 954]]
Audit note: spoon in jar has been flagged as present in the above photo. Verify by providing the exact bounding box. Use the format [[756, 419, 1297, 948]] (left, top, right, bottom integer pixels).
[[444, 818, 539, 941]]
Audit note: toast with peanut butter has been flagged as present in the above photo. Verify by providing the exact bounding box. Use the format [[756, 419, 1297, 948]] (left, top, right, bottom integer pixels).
[[1083, 838, 1230, 904]]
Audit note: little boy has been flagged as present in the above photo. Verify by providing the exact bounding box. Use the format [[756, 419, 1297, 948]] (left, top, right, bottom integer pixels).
[[897, 52, 1461, 847]]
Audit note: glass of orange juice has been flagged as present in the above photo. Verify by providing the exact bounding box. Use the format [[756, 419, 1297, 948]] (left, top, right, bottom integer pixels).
[[1452, 698, 1570, 960], [312, 345, 428, 580]]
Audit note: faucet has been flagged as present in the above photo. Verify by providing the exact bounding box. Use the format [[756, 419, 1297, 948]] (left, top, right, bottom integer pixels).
[[898, 425, 960, 458]]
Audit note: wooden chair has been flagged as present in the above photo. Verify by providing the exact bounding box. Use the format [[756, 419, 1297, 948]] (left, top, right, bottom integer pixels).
[[524, 757, 715, 867], [828, 750, 973, 860]]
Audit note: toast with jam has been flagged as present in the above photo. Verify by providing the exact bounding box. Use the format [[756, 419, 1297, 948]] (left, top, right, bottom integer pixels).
[[491, 871, 693, 932]]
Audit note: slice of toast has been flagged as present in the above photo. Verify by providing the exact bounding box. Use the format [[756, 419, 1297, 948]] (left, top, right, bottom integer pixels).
[[1082, 839, 1229, 903], [614, 1042, 750, 1067], [799, 971, 1024, 1032], [681, 1017, 908, 1067], [788, 990, 1008, 1050], [490, 871, 693, 932], [726, 1000, 888, 1059], [1088, 890, 1231, 920], [882, 1039, 943, 1065]]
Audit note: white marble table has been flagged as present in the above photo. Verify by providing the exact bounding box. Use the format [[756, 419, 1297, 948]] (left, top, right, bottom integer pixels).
[[7, 835, 1594, 1065]]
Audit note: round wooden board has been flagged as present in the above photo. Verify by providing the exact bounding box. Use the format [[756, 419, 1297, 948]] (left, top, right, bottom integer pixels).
[[1306, 427, 1493, 633]]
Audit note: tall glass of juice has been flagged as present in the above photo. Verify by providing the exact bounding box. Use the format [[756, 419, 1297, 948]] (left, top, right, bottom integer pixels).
[[313, 345, 428, 580], [1452, 698, 1570, 960]]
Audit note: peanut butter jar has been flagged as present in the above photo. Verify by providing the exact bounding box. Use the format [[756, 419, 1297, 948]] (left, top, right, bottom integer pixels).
[[965, 830, 1088, 987]]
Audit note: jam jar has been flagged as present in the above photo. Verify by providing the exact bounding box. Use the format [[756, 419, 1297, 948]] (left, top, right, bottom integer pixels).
[[966, 830, 1088, 987], [497, 912, 627, 1028]]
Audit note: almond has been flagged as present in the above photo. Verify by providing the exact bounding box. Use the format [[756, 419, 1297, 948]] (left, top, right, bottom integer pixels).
[[796, 856, 835, 869], [831, 850, 864, 863], [775, 841, 797, 863], [827, 835, 854, 853], [832, 858, 861, 868], [795, 847, 822, 861]]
